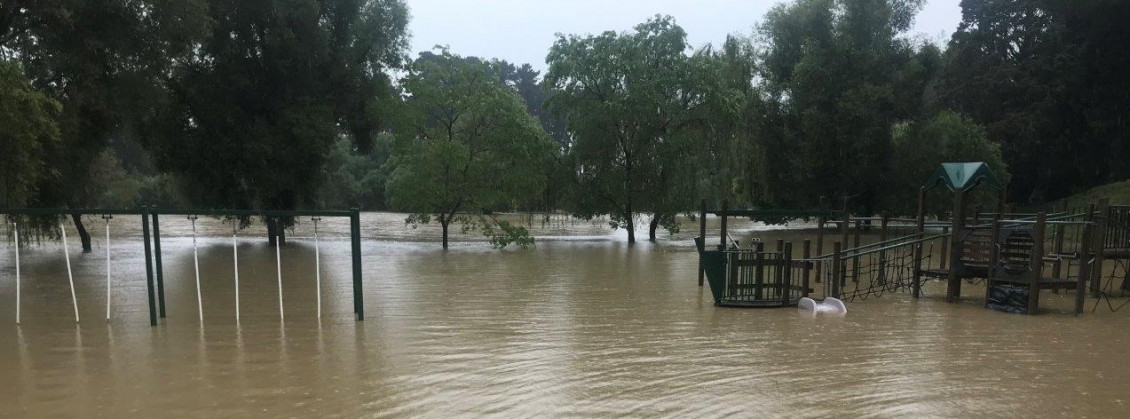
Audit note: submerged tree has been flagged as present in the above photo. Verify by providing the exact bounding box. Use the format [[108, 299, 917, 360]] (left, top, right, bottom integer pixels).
[[385, 49, 555, 249], [545, 15, 695, 243]]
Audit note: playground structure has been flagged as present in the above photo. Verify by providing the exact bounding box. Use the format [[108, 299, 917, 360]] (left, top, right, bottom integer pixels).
[[3, 207, 366, 326], [696, 162, 1130, 315]]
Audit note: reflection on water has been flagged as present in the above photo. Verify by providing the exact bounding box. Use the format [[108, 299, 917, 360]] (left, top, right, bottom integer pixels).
[[0, 213, 1128, 417]]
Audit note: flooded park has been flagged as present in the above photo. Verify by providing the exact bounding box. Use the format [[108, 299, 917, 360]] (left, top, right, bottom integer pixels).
[[2, 213, 1129, 417]]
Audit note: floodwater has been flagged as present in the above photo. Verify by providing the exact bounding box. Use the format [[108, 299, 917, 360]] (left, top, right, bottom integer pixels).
[[0, 212, 1128, 418]]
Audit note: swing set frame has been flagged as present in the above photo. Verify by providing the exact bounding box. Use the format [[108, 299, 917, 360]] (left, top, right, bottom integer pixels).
[[2, 207, 367, 326]]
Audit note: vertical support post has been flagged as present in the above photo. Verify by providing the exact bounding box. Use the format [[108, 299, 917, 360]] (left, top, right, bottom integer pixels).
[[1051, 202, 1066, 286], [801, 240, 811, 297], [782, 242, 793, 305], [939, 226, 950, 270], [1027, 212, 1046, 314], [851, 220, 861, 284], [947, 189, 965, 303], [913, 187, 926, 299], [985, 214, 1001, 307], [719, 200, 729, 248], [350, 209, 364, 321], [754, 242, 765, 300], [1075, 220, 1092, 316], [840, 206, 850, 288], [831, 242, 842, 299], [814, 216, 825, 283], [1090, 199, 1109, 298], [877, 214, 889, 284], [152, 211, 166, 318], [142, 208, 157, 326], [698, 199, 706, 287]]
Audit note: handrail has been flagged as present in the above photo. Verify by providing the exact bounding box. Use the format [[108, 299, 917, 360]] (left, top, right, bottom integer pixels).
[[809, 232, 950, 260]]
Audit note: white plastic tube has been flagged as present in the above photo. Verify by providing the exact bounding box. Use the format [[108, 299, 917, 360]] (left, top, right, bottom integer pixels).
[[60, 222, 79, 323], [191, 217, 203, 325], [276, 229, 284, 322], [314, 218, 322, 320], [105, 217, 112, 322], [233, 229, 240, 324], [14, 223, 20, 324]]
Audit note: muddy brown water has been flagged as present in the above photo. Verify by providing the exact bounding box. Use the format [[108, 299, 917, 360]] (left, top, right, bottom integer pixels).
[[0, 213, 1128, 417]]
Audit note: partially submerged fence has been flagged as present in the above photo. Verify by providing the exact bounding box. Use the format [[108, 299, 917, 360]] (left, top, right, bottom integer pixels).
[[2, 207, 366, 326], [695, 199, 1130, 315]]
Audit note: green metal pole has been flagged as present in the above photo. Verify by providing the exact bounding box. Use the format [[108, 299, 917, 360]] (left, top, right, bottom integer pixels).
[[141, 207, 157, 326], [152, 210, 167, 318], [350, 209, 364, 321]]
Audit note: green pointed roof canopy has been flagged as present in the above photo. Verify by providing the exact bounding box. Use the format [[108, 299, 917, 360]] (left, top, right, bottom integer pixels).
[[922, 162, 1002, 193]]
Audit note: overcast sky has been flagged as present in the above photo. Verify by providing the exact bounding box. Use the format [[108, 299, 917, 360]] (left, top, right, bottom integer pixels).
[[405, 0, 963, 70]]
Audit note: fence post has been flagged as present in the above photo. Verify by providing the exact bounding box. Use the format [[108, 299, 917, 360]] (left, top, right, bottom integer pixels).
[[719, 200, 728, 248], [1027, 212, 1046, 314], [152, 210, 167, 318], [832, 242, 842, 299], [939, 226, 949, 271], [947, 189, 965, 303], [754, 242, 764, 300], [1051, 202, 1066, 286], [802, 240, 811, 298], [782, 242, 793, 306], [1091, 199, 1109, 297], [985, 213, 1001, 308], [141, 207, 157, 326], [913, 187, 925, 299], [814, 216, 824, 283], [1075, 220, 1092, 316], [698, 199, 706, 287], [350, 208, 364, 321], [877, 214, 889, 284]]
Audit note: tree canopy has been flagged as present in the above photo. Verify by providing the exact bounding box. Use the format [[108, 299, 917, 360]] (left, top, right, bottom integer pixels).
[[8, 0, 1130, 247], [545, 15, 697, 243], [385, 49, 555, 248]]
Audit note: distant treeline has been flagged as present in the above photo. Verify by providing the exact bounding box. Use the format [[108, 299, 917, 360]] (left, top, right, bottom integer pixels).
[[2, 0, 1128, 246]]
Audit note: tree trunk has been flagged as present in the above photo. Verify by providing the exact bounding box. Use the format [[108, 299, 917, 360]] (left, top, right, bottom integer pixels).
[[72, 214, 92, 253], [267, 218, 277, 246], [440, 214, 450, 249], [649, 216, 659, 242], [278, 222, 286, 246], [625, 211, 635, 244]]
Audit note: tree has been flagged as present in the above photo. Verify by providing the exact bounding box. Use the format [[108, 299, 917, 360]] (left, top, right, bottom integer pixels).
[[0, 60, 60, 208], [385, 49, 555, 249], [758, 0, 930, 214], [321, 134, 392, 210], [152, 0, 408, 244], [545, 15, 695, 243], [682, 36, 764, 208], [888, 110, 1008, 214], [2, 0, 207, 250], [937, 0, 1130, 203]]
